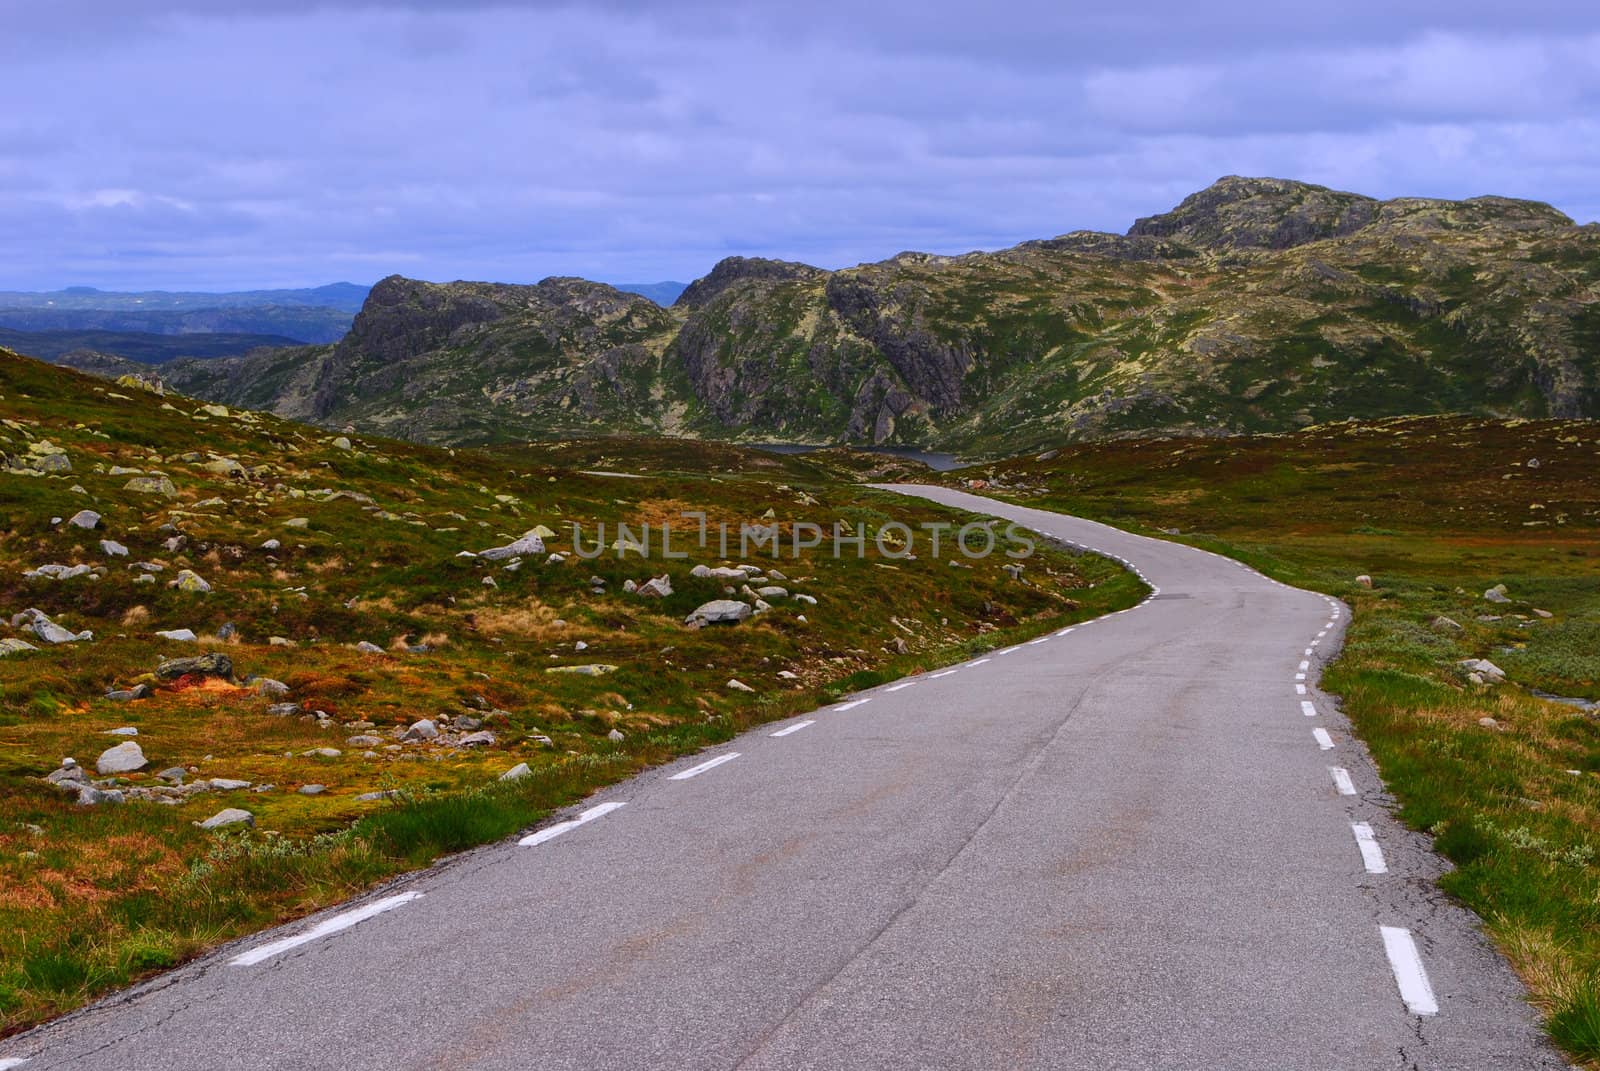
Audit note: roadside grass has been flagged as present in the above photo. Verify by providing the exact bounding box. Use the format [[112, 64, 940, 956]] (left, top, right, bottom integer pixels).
[[0, 350, 1141, 1034], [959, 415, 1600, 1066]]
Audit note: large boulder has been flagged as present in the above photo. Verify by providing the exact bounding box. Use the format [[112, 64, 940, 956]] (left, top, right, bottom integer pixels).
[[96, 741, 148, 774], [125, 475, 178, 497], [68, 509, 101, 529], [14, 608, 92, 644], [685, 600, 753, 627], [477, 530, 546, 561], [156, 652, 235, 681]]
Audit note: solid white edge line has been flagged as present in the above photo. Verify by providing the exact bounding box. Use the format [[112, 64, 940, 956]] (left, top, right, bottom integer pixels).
[[230, 891, 423, 966], [669, 752, 741, 780], [1330, 767, 1356, 795], [770, 719, 815, 737], [519, 801, 627, 847], [1313, 727, 1335, 750], [1301, 700, 1318, 717], [834, 698, 871, 711], [1381, 926, 1440, 1016], [1352, 822, 1388, 873], [0, 1058, 28, 1069]]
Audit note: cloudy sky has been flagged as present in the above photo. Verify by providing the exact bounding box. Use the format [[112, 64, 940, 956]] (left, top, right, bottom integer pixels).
[[6, 1, 1599, 290]]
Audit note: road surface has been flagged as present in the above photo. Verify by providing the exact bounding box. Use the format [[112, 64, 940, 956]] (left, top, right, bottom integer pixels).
[[0, 486, 1565, 1070]]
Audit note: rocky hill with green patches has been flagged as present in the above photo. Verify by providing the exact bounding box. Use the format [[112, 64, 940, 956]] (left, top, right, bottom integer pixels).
[[83, 177, 1599, 455]]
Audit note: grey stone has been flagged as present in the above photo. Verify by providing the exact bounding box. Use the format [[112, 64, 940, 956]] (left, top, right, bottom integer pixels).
[[499, 762, 532, 781], [299, 784, 327, 796], [156, 652, 233, 680], [685, 599, 752, 627], [154, 628, 198, 642], [253, 677, 290, 697], [125, 475, 177, 497], [458, 730, 497, 747], [100, 539, 129, 557], [401, 719, 439, 742], [477, 530, 546, 561], [68, 509, 101, 530], [1484, 584, 1511, 604], [96, 741, 148, 775], [208, 778, 252, 791], [355, 641, 385, 654], [726, 678, 756, 693], [606, 728, 626, 743], [197, 807, 255, 830]]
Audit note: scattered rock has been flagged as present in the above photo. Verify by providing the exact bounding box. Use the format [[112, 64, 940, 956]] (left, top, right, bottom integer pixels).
[[172, 569, 212, 593], [347, 734, 384, 747], [1532, 609, 1554, 619], [1430, 616, 1463, 632], [0, 637, 39, 656], [298, 784, 327, 796], [155, 628, 198, 642], [499, 763, 532, 781], [332, 436, 353, 450], [157, 766, 186, 783], [68, 509, 101, 530], [197, 808, 255, 830], [545, 663, 617, 676], [636, 575, 673, 598], [685, 600, 752, 627], [157, 652, 234, 681], [606, 728, 625, 743], [208, 778, 252, 791], [355, 790, 402, 802], [100, 539, 129, 557], [1483, 584, 1511, 604], [14, 608, 92, 644], [1458, 658, 1507, 683], [458, 731, 496, 747], [96, 741, 148, 775], [1354, 575, 1373, 588], [260, 538, 282, 551], [301, 747, 341, 759], [252, 677, 290, 697], [103, 726, 138, 736], [354, 641, 385, 654], [478, 530, 546, 561], [125, 475, 177, 497], [106, 684, 153, 702], [401, 719, 439, 742], [1477, 717, 1500, 730], [726, 678, 755, 693]]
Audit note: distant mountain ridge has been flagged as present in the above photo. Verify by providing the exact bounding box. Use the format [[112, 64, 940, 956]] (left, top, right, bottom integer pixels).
[[0, 283, 371, 343], [40, 177, 1600, 455]]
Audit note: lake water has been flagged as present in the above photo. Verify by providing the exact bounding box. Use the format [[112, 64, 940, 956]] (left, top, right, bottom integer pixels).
[[750, 442, 969, 472]]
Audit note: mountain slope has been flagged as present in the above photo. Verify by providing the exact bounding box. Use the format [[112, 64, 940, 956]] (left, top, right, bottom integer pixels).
[[65, 177, 1600, 454]]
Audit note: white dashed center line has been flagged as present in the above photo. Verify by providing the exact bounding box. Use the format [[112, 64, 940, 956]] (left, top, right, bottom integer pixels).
[[1381, 926, 1440, 1016], [885, 681, 918, 692], [833, 698, 872, 711], [996, 647, 1018, 656], [969, 658, 992, 666], [0, 1057, 28, 1069], [930, 669, 959, 679], [1352, 822, 1388, 873], [670, 753, 741, 780], [1298, 660, 1311, 671], [1027, 636, 1051, 646], [1329, 767, 1356, 795], [1301, 700, 1318, 717], [770, 720, 815, 737], [231, 891, 422, 966], [1296, 684, 1307, 695], [1296, 672, 1307, 681], [519, 801, 627, 847], [1313, 727, 1336, 750]]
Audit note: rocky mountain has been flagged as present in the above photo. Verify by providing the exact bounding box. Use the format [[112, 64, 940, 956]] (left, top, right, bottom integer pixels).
[[81, 177, 1598, 455]]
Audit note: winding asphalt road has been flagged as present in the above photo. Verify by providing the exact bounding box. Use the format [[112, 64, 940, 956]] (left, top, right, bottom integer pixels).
[[0, 486, 1567, 1070]]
